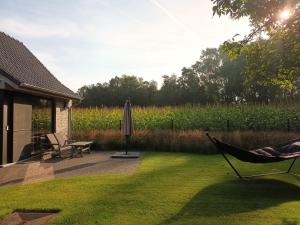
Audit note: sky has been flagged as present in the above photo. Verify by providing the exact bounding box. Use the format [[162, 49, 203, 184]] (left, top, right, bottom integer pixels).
[[0, 0, 250, 92]]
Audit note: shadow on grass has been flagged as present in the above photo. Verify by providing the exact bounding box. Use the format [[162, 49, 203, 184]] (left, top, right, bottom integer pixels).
[[45, 153, 300, 224], [161, 178, 300, 224]]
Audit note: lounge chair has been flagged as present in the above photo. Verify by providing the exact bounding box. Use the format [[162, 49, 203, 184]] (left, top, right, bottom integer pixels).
[[207, 133, 300, 179], [54, 132, 94, 157], [54, 132, 75, 147], [46, 133, 73, 158]]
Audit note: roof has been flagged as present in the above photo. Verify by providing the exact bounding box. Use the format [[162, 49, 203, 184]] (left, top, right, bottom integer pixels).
[[0, 32, 80, 100]]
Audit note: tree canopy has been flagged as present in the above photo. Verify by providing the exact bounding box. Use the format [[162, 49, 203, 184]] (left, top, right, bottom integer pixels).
[[212, 0, 299, 40], [212, 0, 300, 94]]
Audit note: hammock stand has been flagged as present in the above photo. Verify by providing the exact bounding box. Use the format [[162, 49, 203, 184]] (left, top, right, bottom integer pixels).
[[206, 133, 299, 179]]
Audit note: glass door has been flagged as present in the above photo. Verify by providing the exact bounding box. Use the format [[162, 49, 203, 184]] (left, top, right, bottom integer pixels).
[[32, 98, 53, 153]]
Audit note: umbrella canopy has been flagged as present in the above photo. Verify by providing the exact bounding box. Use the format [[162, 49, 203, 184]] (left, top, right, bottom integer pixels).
[[111, 99, 139, 157], [123, 99, 133, 137]]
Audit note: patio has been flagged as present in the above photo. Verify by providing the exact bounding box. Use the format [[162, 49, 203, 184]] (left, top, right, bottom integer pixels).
[[0, 152, 141, 187]]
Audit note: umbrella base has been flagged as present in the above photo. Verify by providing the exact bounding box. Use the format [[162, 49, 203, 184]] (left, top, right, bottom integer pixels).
[[111, 152, 140, 158]]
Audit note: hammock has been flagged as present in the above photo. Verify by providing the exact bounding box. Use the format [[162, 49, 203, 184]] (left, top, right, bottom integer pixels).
[[207, 133, 300, 179]]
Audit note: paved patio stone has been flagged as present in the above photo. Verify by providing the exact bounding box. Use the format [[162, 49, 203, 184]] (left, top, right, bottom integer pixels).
[[0, 151, 142, 187], [0, 211, 58, 225]]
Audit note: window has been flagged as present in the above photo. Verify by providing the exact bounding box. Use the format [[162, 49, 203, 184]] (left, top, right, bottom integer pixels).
[[32, 97, 53, 152], [32, 98, 53, 136]]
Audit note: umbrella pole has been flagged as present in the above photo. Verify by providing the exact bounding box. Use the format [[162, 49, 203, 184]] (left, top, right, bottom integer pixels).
[[125, 135, 130, 155]]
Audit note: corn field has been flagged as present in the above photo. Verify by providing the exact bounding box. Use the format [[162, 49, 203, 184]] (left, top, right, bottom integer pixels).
[[72, 104, 300, 132]]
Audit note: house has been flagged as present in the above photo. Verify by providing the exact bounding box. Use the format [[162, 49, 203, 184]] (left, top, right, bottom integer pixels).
[[0, 32, 80, 166]]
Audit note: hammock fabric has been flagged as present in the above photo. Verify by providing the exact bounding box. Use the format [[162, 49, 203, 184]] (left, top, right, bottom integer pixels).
[[214, 138, 300, 163], [207, 133, 300, 179]]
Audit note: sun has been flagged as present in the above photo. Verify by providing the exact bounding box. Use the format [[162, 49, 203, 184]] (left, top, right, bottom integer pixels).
[[279, 9, 291, 20]]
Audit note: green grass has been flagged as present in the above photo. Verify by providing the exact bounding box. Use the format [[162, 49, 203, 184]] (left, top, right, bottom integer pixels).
[[1, 152, 300, 225], [73, 105, 300, 131]]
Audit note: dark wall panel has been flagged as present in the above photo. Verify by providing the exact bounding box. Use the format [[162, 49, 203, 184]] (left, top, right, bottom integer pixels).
[[13, 96, 32, 161], [0, 92, 55, 164], [2, 104, 7, 164], [0, 92, 3, 164]]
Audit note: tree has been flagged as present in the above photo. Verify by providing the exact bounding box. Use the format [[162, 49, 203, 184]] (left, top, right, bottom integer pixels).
[[218, 51, 246, 103], [212, 0, 300, 41], [192, 48, 223, 103], [177, 67, 204, 104], [212, 0, 300, 101], [78, 75, 159, 107], [159, 75, 181, 105]]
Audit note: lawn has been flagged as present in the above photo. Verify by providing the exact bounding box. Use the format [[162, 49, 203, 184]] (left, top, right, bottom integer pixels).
[[1, 152, 300, 225]]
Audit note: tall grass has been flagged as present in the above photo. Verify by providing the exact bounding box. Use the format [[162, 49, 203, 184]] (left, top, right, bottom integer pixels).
[[73, 130, 300, 154]]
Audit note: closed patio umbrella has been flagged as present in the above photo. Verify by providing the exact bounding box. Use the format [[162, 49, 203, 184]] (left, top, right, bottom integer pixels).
[[123, 99, 133, 154], [112, 99, 139, 158]]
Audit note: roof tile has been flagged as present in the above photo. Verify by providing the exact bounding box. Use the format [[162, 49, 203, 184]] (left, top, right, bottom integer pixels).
[[0, 32, 79, 99]]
